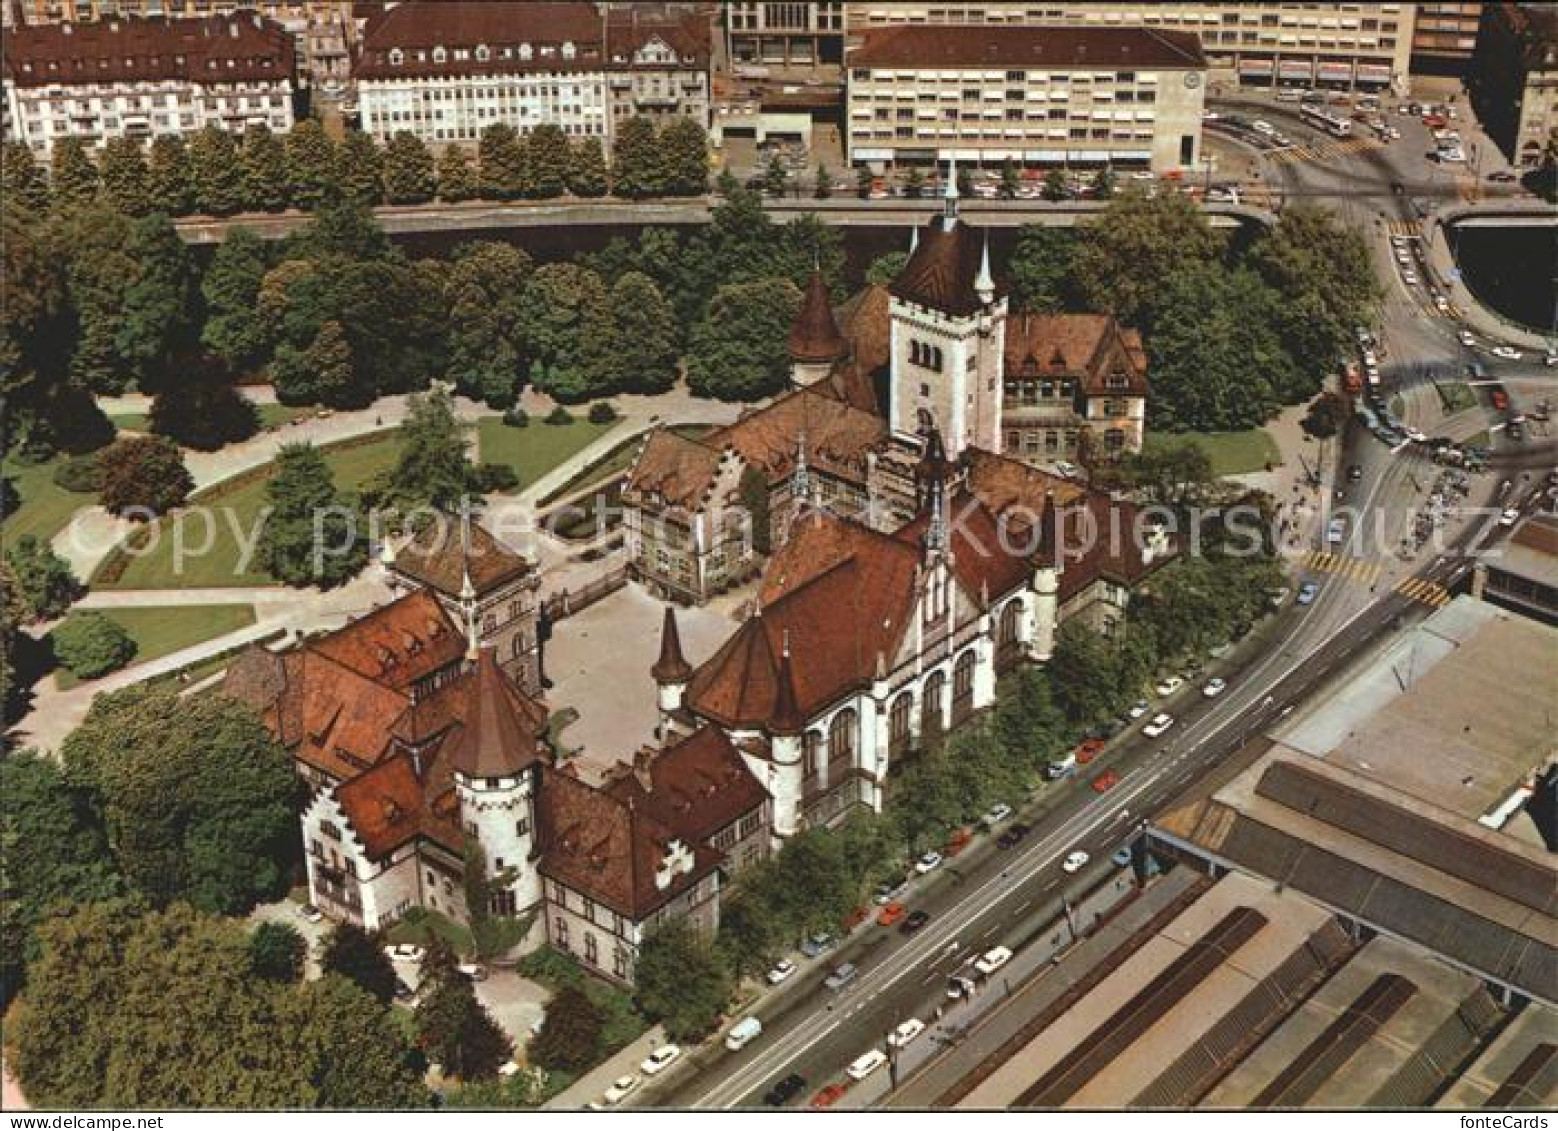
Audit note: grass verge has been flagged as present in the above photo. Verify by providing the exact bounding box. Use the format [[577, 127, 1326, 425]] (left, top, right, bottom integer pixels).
[[52, 603, 256, 689]]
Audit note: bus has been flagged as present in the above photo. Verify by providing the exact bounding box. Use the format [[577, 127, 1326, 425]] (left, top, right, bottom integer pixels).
[[1300, 104, 1353, 138]]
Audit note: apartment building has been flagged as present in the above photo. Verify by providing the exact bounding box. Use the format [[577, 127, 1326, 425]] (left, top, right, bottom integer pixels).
[[846, 25, 1206, 173], [723, 0, 844, 73], [1471, 2, 1558, 171], [1412, 2, 1485, 74], [2, 0, 355, 85], [2, 11, 297, 155], [354, 1, 710, 150], [845, 3, 1416, 90]]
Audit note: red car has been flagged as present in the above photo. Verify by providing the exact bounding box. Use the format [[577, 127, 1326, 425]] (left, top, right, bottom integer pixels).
[[1491, 389, 1510, 411], [1076, 738, 1106, 765], [841, 906, 869, 932], [810, 1084, 849, 1109], [1091, 769, 1122, 793], [877, 901, 906, 928]]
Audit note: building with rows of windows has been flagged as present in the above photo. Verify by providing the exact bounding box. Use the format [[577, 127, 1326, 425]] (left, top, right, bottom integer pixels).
[[844, 24, 1207, 173], [353, 0, 710, 151], [1, 11, 296, 154]]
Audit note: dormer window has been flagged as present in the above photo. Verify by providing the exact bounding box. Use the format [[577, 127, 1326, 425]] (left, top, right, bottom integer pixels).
[[540, 44, 556, 57], [475, 43, 490, 61], [432, 45, 447, 63], [519, 42, 532, 60], [561, 40, 576, 59], [388, 47, 403, 65]]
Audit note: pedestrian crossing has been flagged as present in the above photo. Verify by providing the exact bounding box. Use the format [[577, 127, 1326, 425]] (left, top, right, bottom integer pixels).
[[1396, 575, 1452, 609], [1386, 219, 1420, 239], [1304, 551, 1383, 585], [1263, 136, 1383, 167]]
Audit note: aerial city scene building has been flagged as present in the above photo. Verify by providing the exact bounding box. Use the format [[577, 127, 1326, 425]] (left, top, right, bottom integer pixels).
[[0, 0, 1554, 1119]]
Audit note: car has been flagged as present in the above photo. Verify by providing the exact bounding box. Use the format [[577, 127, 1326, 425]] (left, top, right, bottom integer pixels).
[[981, 802, 1014, 827], [900, 909, 932, 934], [1507, 422, 1525, 442], [1091, 769, 1122, 793], [1491, 389, 1510, 411], [764, 1073, 807, 1106], [877, 901, 907, 928], [873, 876, 908, 905], [766, 959, 797, 985], [1492, 346, 1523, 361], [799, 932, 834, 958], [810, 1084, 849, 1109], [384, 943, 425, 964], [1251, 119, 1275, 135], [997, 823, 1031, 850], [1203, 677, 1228, 698], [841, 905, 870, 932], [1458, 329, 1478, 347], [1347, 464, 1364, 483], [1402, 270, 1419, 285], [1154, 675, 1184, 696], [1296, 581, 1321, 606], [914, 851, 943, 875], [1111, 846, 1134, 868], [944, 827, 974, 857], [1062, 850, 1090, 874], [1546, 349, 1558, 368], [498, 1060, 522, 1078], [1327, 517, 1348, 546], [1142, 713, 1175, 738], [846, 1048, 890, 1084], [1500, 507, 1521, 527], [1076, 736, 1107, 764], [889, 1018, 927, 1048], [1128, 699, 1150, 719], [456, 962, 487, 981], [946, 974, 977, 1000], [298, 903, 324, 924], [601, 1075, 639, 1105], [824, 963, 858, 991], [640, 1045, 682, 1076], [974, 946, 1013, 976]]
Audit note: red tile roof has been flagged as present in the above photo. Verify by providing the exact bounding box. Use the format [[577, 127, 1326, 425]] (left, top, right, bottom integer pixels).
[[787, 271, 849, 363], [603, 727, 769, 849], [849, 25, 1206, 70], [309, 589, 465, 693], [1004, 313, 1149, 397], [894, 491, 1032, 604], [4, 13, 295, 88], [356, 1, 606, 80], [891, 218, 994, 317], [444, 647, 549, 780], [393, 516, 532, 600], [605, 7, 711, 67], [622, 428, 726, 512], [335, 749, 461, 861], [651, 605, 694, 684], [836, 283, 893, 376]]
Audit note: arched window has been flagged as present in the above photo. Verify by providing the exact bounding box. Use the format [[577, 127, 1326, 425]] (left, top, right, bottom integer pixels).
[[997, 601, 1021, 668], [921, 670, 946, 738], [803, 730, 823, 788], [889, 691, 914, 757], [828, 709, 857, 773], [952, 650, 977, 724]]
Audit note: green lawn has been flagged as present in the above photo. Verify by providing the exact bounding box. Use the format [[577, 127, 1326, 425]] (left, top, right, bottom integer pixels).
[[108, 412, 150, 433], [1147, 428, 1283, 478], [1, 455, 89, 546], [96, 430, 405, 590], [1434, 382, 1478, 415], [475, 418, 619, 494], [53, 603, 256, 689], [536, 423, 716, 506]]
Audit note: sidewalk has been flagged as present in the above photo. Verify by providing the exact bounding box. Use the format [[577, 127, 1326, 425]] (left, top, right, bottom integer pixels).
[[544, 1024, 670, 1110]]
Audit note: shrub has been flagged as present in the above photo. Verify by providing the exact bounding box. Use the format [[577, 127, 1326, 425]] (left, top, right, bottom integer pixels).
[[51, 455, 100, 494], [502, 407, 530, 428], [586, 402, 618, 425], [52, 613, 137, 680], [471, 462, 519, 494], [545, 406, 573, 426]]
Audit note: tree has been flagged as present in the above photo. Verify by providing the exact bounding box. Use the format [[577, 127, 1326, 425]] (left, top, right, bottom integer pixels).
[[762, 153, 788, 198], [336, 130, 385, 207], [145, 134, 194, 216], [61, 685, 296, 912], [659, 117, 710, 196], [98, 136, 150, 215], [956, 165, 974, 198], [375, 387, 474, 514], [254, 442, 367, 588], [519, 263, 612, 403], [116, 213, 200, 389], [95, 435, 193, 517], [1072, 185, 1224, 326], [201, 226, 271, 370], [601, 271, 679, 394], [999, 158, 1021, 200], [522, 124, 571, 198], [866, 250, 908, 287], [611, 115, 662, 199], [285, 197, 393, 263], [1113, 438, 1215, 509], [904, 167, 925, 199], [50, 137, 99, 209], [383, 130, 437, 205], [1302, 390, 1349, 440], [249, 921, 307, 983], [478, 123, 527, 200], [51, 612, 136, 679], [530, 984, 602, 1073], [635, 922, 731, 1042], [149, 365, 261, 453], [1048, 622, 1132, 727], [444, 241, 532, 407], [320, 924, 398, 1004], [1092, 167, 1116, 201], [687, 277, 801, 401], [856, 165, 874, 199], [240, 124, 291, 213], [437, 145, 480, 202], [303, 319, 361, 409], [284, 118, 338, 209], [568, 137, 608, 197], [188, 125, 247, 216], [2, 141, 50, 211], [415, 971, 512, 1081], [1008, 225, 1077, 313], [0, 751, 123, 1004], [4, 535, 80, 622], [814, 163, 833, 200], [1042, 168, 1069, 202], [286, 974, 429, 1107]]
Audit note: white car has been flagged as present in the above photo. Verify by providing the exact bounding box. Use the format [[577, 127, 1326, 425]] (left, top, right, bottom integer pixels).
[[1143, 713, 1176, 739], [765, 959, 797, 985], [1362, 349, 1378, 366], [1499, 507, 1520, 527], [384, 943, 425, 964], [1492, 346, 1523, 361], [1458, 330, 1477, 347], [1402, 270, 1419, 285], [1062, 850, 1090, 874], [982, 803, 1013, 826], [1252, 119, 1275, 135], [640, 1045, 682, 1076], [914, 851, 944, 875], [1202, 677, 1227, 698], [846, 1048, 889, 1081], [1128, 700, 1150, 719], [974, 946, 1013, 976], [602, 1075, 639, 1105], [889, 1019, 927, 1049], [1154, 676, 1184, 696]]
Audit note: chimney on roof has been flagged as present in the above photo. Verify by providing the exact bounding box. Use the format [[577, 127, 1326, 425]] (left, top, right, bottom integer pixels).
[[633, 747, 655, 794]]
